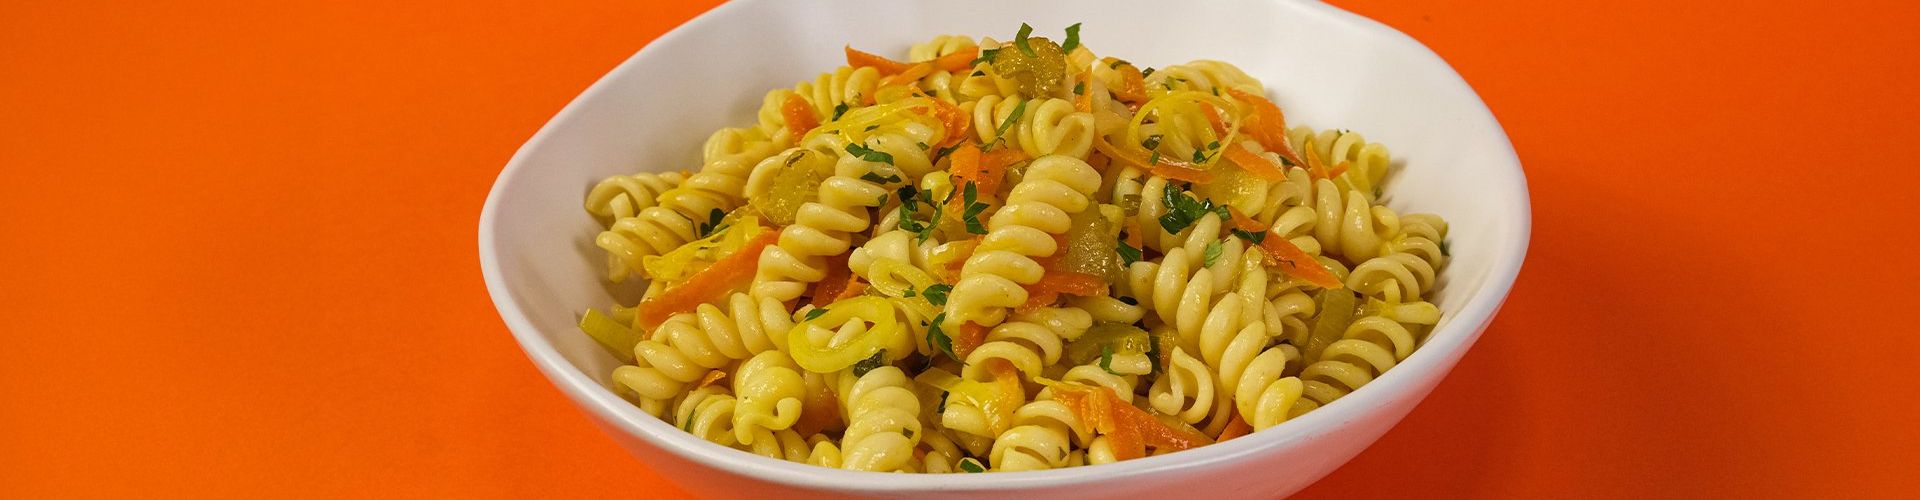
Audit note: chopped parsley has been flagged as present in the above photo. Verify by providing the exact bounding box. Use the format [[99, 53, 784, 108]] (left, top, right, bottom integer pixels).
[[804, 308, 829, 321], [1117, 240, 1142, 265], [960, 181, 989, 235], [1061, 23, 1082, 52], [1014, 23, 1037, 57], [921, 283, 953, 306], [831, 102, 849, 121], [894, 185, 943, 243], [1073, 81, 1085, 95], [1203, 240, 1224, 267], [958, 457, 986, 473], [927, 312, 960, 363], [696, 208, 726, 237], [970, 48, 1001, 67], [1141, 134, 1163, 151], [852, 350, 886, 376], [1141, 67, 1156, 78], [1158, 183, 1230, 234], [987, 99, 1028, 150], [845, 142, 895, 165], [1098, 344, 1118, 375], [859, 171, 902, 184], [1231, 228, 1268, 244]]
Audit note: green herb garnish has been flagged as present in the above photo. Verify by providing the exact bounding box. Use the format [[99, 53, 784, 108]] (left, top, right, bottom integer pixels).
[[928, 312, 960, 363], [1117, 240, 1142, 265], [960, 181, 989, 235], [1203, 240, 1223, 267], [832, 102, 849, 121], [1061, 22, 1082, 52], [958, 457, 985, 473], [845, 142, 895, 165], [1014, 23, 1036, 57], [860, 171, 902, 184], [804, 308, 829, 321], [852, 350, 886, 376], [921, 283, 952, 306]]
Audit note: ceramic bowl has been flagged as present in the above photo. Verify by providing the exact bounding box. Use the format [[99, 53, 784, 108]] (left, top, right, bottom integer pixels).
[[480, 0, 1529, 497]]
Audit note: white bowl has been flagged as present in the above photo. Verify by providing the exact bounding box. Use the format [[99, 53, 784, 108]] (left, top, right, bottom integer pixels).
[[479, 0, 1529, 497]]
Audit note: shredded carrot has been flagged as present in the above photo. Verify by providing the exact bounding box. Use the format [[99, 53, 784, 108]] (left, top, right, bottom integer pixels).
[[1124, 219, 1144, 249], [923, 90, 971, 149], [1050, 383, 1204, 460], [989, 361, 1023, 432], [1074, 74, 1094, 113], [945, 144, 1025, 216], [931, 46, 980, 73], [1201, 103, 1229, 137], [844, 45, 915, 75], [878, 63, 933, 88], [1303, 143, 1333, 181], [1225, 208, 1267, 233], [1020, 271, 1106, 312], [695, 369, 728, 389], [1225, 88, 1305, 168], [1217, 413, 1253, 441], [1327, 161, 1350, 181], [807, 252, 855, 308], [1093, 135, 1214, 183], [834, 278, 869, 301], [635, 230, 779, 329], [781, 94, 818, 136], [1227, 208, 1340, 287], [1223, 142, 1287, 181], [793, 377, 843, 436], [1107, 58, 1149, 104], [955, 322, 990, 358], [1112, 399, 1213, 452], [1253, 230, 1343, 289]]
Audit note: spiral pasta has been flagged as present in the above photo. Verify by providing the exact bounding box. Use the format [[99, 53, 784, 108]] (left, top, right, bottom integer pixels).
[[578, 26, 1454, 473]]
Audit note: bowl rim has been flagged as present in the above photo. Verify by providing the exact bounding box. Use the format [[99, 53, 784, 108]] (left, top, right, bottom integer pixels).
[[479, 0, 1530, 492]]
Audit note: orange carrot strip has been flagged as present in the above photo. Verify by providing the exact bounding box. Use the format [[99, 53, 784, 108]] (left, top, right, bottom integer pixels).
[[635, 230, 780, 329], [1223, 142, 1287, 181], [1112, 400, 1213, 452], [1225, 208, 1267, 233], [945, 144, 1024, 216], [1019, 271, 1106, 312], [1254, 231, 1343, 289], [1217, 413, 1253, 441], [1327, 161, 1350, 180], [1201, 103, 1229, 137], [1108, 59, 1149, 104], [695, 369, 728, 389], [955, 322, 990, 358], [807, 252, 855, 308], [793, 377, 843, 436], [844, 45, 914, 75], [1225, 88, 1305, 168], [1074, 74, 1094, 113], [1094, 136, 1214, 183], [781, 94, 818, 135], [1303, 143, 1335, 181], [878, 63, 933, 88], [834, 279, 869, 301], [932, 46, 980, 73], [925, 91, 971, 149]]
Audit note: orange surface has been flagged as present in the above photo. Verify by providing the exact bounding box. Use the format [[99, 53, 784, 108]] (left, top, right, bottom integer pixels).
[[3, 0, 1917, 497]]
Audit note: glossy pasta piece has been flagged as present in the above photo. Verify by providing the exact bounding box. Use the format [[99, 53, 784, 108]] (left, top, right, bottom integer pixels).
[[836, 366, 923, 472], [1293, 300, 1440, 415], [1144, 60, 1265, 96], [584, 170, 686, 223], [752, 133, 927, 302], [944, 155, 1100, 332], [732, 350, 807, 446], [964, 96, 1096, 159], [613, 292, 795, 410]]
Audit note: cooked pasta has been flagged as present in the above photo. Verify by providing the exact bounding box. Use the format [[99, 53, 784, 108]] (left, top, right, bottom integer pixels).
[[577, 25, 1453, 472]]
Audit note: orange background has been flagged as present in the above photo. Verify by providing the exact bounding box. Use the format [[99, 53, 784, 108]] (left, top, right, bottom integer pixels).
[[4, 0, 1917, 497]]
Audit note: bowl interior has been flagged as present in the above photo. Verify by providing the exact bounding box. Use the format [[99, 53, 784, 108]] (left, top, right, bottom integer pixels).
[[481, 0, 1526, 492]]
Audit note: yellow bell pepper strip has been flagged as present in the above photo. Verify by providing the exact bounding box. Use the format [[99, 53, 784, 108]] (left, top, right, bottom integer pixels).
[[787, 297, 906, 373]]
